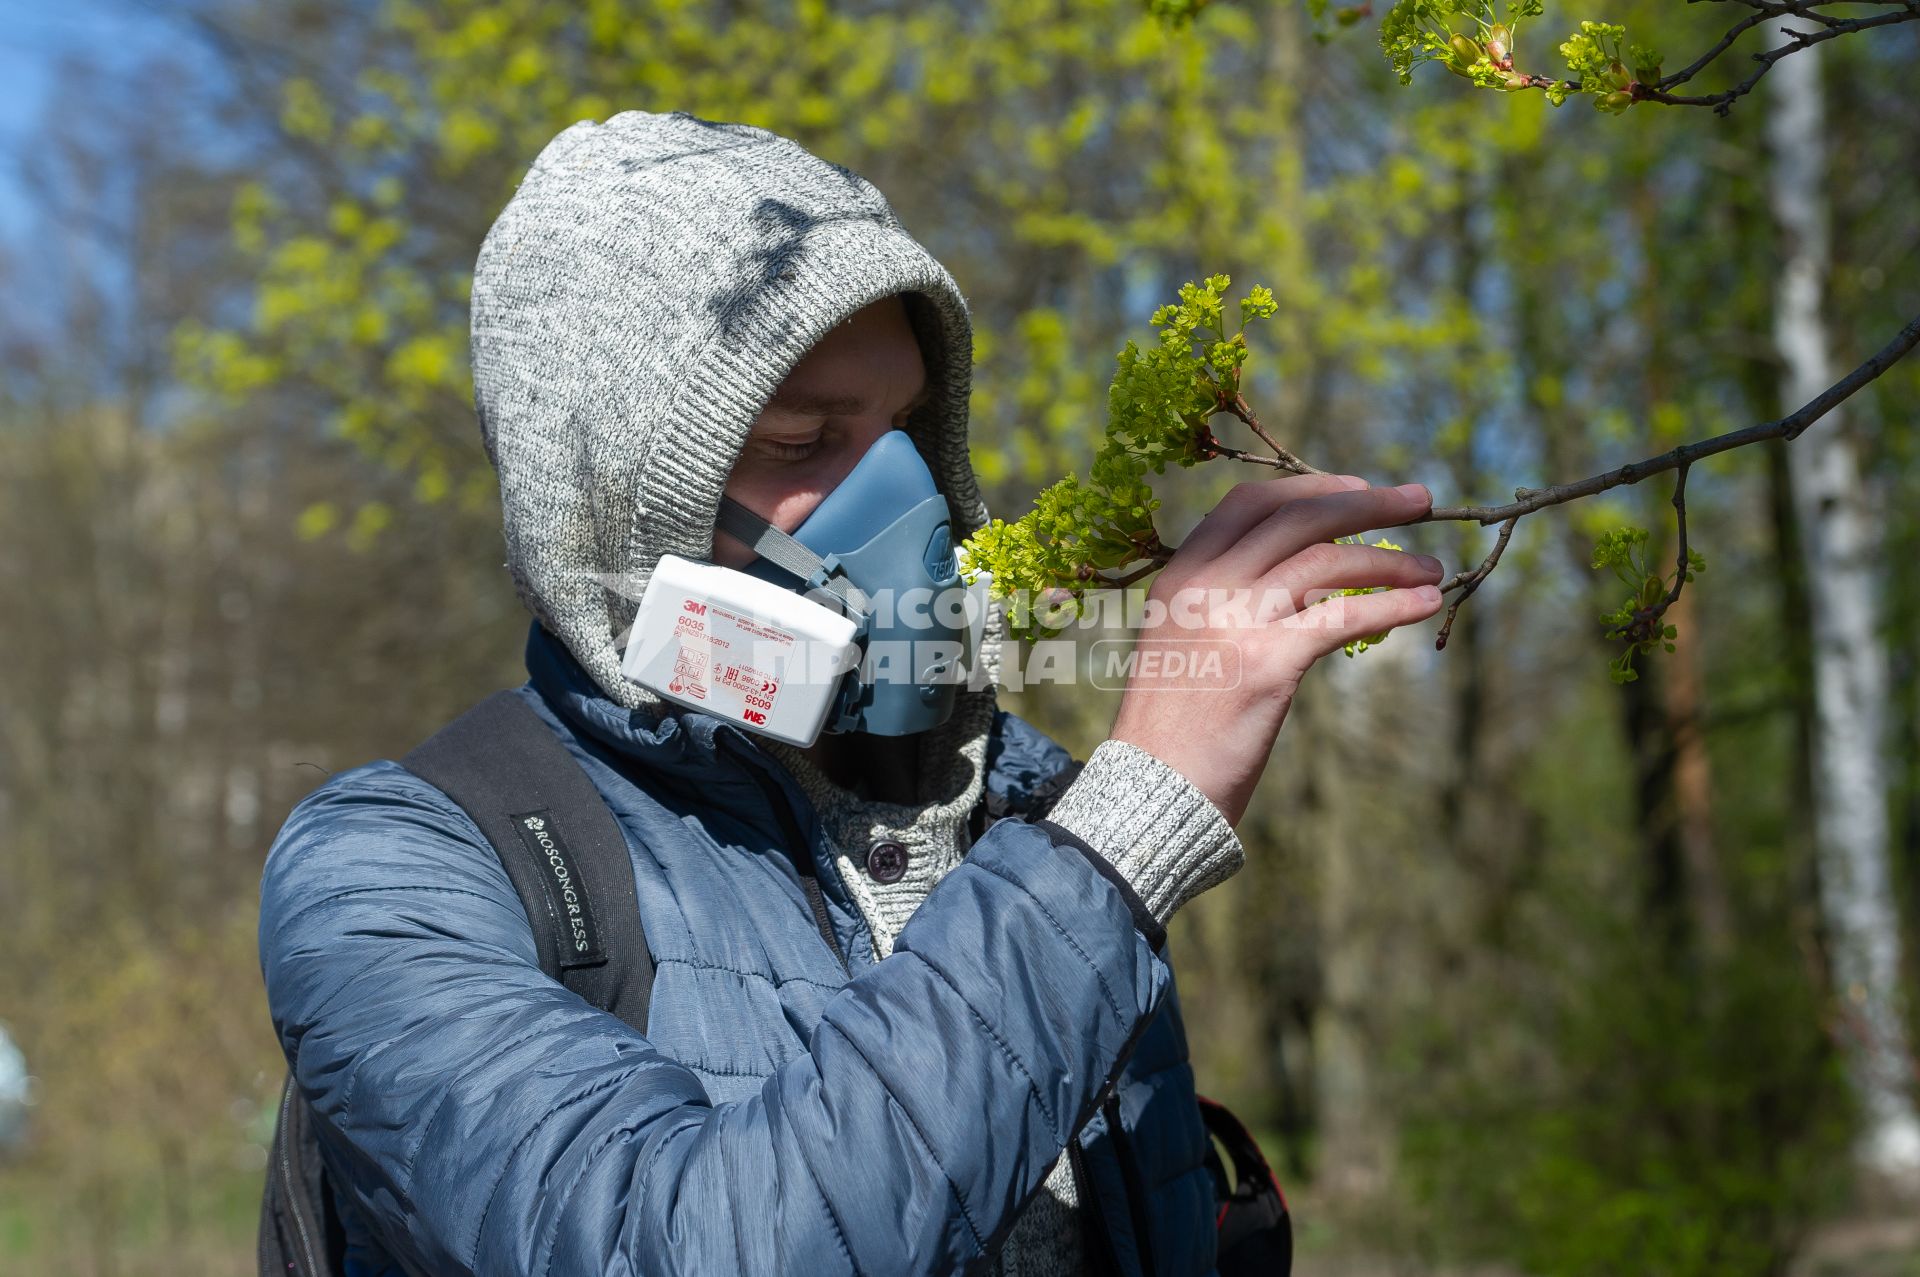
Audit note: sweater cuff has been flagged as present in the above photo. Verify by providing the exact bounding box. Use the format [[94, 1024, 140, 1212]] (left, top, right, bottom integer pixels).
[[1041, 739, 1246, 929]]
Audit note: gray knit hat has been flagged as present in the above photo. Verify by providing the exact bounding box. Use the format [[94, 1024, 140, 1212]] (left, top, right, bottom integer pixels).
[[470, 110, 992, 712]]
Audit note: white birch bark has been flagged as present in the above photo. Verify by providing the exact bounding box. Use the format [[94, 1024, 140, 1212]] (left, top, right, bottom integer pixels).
[[1765, 28, 1920, 1179]]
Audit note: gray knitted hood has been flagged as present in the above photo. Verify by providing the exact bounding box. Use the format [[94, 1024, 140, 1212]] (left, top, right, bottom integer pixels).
[[470, 110, 994, 714]]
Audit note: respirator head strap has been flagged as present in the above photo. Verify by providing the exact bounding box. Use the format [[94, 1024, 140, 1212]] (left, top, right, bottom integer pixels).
[[715, 497, 871, 620]]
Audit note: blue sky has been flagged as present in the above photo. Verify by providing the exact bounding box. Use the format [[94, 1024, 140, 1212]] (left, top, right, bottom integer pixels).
[[0, 0, 229, 365], [0, 0, 188, 238]]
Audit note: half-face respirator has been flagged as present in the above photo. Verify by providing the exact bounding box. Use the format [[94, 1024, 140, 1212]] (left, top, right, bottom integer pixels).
[[618, 430, 987, 747]]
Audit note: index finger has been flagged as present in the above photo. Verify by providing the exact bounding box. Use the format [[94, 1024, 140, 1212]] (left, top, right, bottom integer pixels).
[[1177, 472, 1370, 564], [1219, 482, 1432, 579]]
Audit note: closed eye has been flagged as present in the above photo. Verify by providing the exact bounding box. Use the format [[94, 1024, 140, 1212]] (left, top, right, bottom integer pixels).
[[754, 435, 824, 461]]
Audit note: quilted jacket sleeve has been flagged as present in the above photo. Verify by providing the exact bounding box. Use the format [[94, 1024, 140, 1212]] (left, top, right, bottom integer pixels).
[[259, 758, 1171, 1277]]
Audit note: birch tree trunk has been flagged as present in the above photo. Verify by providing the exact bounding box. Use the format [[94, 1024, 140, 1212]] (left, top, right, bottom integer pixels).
[[1765, 28, 1920, 1180]]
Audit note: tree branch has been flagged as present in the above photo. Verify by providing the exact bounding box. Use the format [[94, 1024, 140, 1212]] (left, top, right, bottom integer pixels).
[[1422, 307, 1920, 527], [1101, 308, 1920, 648], [1492, 0, 1920, 115], [1640, 6, 1920, 115]]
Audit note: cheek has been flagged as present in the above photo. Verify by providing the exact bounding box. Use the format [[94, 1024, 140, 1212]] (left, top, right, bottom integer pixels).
[[713, 463, 836, 567], [726, 467, 833, 531]]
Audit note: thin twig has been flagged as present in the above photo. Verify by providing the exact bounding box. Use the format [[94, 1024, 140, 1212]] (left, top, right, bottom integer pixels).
[[1434, 516, 1519, 650], [1222, 392, 1327, 475], [1602, 461, 1695, 649], [1200, 436, 1289, 468], [1656, 5, 1781, 90], [1655, 464, 1694, 621], [1096, 558, 1168, 588]]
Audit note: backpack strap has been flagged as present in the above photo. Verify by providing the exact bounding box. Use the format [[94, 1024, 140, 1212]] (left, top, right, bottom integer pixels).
[[400, 689, 654, 1033], [258, 1072, 348, 1277], [1197, 1095, 1292, 1275]]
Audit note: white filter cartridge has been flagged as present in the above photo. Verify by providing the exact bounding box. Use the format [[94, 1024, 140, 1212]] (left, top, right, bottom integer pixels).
[[620, 554, 861, 747]]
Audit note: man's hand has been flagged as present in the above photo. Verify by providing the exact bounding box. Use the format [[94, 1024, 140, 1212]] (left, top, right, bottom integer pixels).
[[1109, 473, 1443, 827]]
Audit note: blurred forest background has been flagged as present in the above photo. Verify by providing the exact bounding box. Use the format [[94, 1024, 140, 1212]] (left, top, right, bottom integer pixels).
[[2, 0, 1919, 1273]]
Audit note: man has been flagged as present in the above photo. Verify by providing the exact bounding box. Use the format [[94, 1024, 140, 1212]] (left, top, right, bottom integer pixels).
[[258, 109, 1443, 1276]]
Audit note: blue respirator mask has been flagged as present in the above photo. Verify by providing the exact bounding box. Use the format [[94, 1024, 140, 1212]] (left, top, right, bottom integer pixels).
[[720, 430, 972, 737], [620, 430, 978, 746]]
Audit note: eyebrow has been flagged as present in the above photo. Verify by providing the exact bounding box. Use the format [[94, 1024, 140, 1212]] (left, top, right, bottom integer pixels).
[[767, 381, 932, 417]]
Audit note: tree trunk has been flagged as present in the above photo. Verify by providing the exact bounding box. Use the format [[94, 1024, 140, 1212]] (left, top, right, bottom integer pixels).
[[1632, 169, 1732, 962], [1661, 585, 1732, 958], [1301, 656, 1394, 1201], [1766, 27, 1920, 1181]]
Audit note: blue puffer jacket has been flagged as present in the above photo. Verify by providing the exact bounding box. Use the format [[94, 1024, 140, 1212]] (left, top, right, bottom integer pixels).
[[259, 620, 1220, 1276]]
